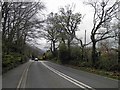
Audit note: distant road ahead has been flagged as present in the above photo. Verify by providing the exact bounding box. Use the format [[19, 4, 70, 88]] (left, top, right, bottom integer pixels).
[[3, 60, 119, 89]]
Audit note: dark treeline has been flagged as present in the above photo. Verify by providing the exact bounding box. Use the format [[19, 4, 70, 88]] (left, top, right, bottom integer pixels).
[[43, 0, 120, 75], [2, 1, 45, 73]]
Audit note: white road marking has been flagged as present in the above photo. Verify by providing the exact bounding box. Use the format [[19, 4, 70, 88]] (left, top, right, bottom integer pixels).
[[40, 61, 119, 81], [16, 64, 27, 89], [17, 62, 32, 89], [23, 68, 29, 88], [41, 61, 95, 90]]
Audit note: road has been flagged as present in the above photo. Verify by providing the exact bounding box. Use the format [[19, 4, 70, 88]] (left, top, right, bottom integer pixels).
[[3, 60, 119, 89]]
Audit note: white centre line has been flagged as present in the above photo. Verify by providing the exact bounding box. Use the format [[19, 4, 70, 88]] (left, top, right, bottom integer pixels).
[[17, 62, 32, 89], [41, 61, 95, 90]]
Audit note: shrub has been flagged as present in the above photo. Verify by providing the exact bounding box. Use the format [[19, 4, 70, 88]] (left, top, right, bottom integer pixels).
[[45, 51, 54, 60], [97, 59, 118, 71], [78, 61, 92, 67], [69, 60, 80, 66], [2, 53, 23, 73], [2, 54, 14, 67], [58, 43, 69, 64], [70, 46, 82, 61]]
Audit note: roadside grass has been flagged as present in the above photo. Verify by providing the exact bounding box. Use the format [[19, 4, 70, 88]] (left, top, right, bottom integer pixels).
[[48, 59, 120, 80]]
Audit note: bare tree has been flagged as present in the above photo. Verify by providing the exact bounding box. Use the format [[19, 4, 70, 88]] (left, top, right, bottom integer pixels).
[[41, 12, 59, 56], [116, 2, 120, 63], [118, 23, 120, 63], [86, 0, 119, 66], [2, 1, 45, 53], [57, 5, 82, 58]]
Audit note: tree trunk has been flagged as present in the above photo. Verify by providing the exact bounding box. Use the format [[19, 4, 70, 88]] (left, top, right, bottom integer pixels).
[[50, 41, 53, 53], [53, 40, 55, 52], [62, 38, 65, 44], [53, 40, 56, 56], [81, 46, 84, 61], [2, 2, 8, 40], [118, 31, 120, 63], [67, 39, 71, 59], [92, 41, 97, 67]]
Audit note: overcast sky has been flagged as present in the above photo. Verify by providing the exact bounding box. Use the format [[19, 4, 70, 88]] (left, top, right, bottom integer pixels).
[[42, 0, 94, 32], [33, 0, 118, 51], [34, 0, 95, 51], [42, 0, 95, 36]]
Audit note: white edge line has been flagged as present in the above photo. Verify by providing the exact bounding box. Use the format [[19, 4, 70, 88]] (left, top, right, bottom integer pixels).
[[41, 62, 95, 90], [41, 62, 86, 89]]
